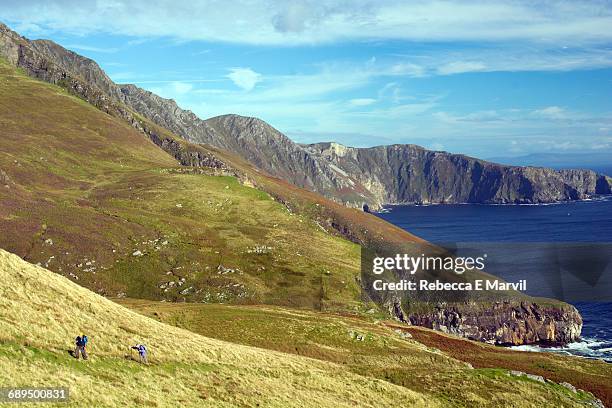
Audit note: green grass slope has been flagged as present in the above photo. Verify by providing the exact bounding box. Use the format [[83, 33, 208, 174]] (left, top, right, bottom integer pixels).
[[119, 300, 606, 408], [0, 59, 364, 311], [402, 324, 612, 407], [0, 57, 563, 313], [0, 248, 437, 407]]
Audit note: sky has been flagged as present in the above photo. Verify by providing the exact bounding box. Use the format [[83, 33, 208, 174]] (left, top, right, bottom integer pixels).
[[1, 0, 612, 160]]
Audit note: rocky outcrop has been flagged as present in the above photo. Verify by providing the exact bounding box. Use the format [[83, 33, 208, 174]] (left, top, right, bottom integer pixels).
[[405, 301, 582, 346], [30, 39, 125, 102]]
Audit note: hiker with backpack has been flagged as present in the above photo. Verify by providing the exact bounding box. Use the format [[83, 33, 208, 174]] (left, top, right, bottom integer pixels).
[[131, 344, 148, 364], [74, 334, 88, 360]]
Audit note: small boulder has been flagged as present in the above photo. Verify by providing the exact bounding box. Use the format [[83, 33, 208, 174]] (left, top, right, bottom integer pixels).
[[560, 382, 577, 393]]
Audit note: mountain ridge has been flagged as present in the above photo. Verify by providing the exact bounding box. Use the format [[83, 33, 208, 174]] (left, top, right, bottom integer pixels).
[[2, 21, 608, 210]]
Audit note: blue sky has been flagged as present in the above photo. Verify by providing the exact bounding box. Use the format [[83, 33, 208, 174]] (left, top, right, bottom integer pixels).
[[2, 0, 612, 160]]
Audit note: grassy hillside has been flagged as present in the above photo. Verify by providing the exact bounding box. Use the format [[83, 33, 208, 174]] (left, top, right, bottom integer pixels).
[[0, 250, 601, 407], [402, 324, 612, 407], [0, 248, 435, 407], [0, 56, 551, 312], [0, 58, 365, 311], [0, 55, 519, 317], [120, 299, 607, 407]]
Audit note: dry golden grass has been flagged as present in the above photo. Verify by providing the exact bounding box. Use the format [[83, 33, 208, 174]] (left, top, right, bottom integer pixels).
[[119, 300, 608, 408], [0, 249, 435, 407], [0, 237, 602, 407]]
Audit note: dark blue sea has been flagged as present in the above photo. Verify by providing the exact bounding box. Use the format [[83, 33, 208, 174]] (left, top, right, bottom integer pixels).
[[377, 197, 612, 361]]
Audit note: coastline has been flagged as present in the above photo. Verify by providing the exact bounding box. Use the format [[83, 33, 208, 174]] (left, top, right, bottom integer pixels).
[[375, 198, 612, 361], [375, 194, 612, 212], [511, 338, 612, 363]]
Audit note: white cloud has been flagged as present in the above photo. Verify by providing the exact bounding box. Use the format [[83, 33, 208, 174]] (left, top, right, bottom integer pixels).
[[191, 49, 211, 56], [66, 44, 119, 53], [170, 81, 193, 95], [272, 2, 316, 33], [349, 98, 376, 106], [4, 2, 612, 74], [388, 47, 612, 75], [226, 68, 262, 91], [147, 81, 193, 100], [433, 110, 502, 123], [388, 62, 427, 77]]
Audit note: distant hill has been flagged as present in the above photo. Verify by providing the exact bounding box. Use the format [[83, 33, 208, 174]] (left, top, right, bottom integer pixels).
[[304, 142, 611, 206], [117, 89, 612, 208], [488, 152, 612, 175]]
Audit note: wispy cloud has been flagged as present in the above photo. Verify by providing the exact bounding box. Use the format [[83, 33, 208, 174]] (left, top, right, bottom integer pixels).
[[436, 61, 486, 75], [532, 106, 567, 119], [4, 1, 612, 74], [191, 49, 211, 56], [66, 44, 119, 53], [169, 81, 193, 95], [390, 47, 612, 76], [349, 98, 377, 106], [147, 81, 195, 101], [427, 107, 612, 156], [4, 0, 612, 46]]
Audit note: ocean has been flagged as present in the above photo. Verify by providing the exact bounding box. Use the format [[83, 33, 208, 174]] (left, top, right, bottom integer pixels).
[[377, 197, 612, 362]]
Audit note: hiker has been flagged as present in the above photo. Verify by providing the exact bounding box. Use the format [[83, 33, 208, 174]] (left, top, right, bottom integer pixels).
[[74, 334, 88, 360], [131, 344, 148, 364]]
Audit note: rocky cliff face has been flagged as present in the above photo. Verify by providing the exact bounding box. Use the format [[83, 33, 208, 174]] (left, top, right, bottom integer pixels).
[[403, 301, 582, 346], [305, 142, 612, 207], [118, 93, 612, 208], [117, 88, 612, 208]]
